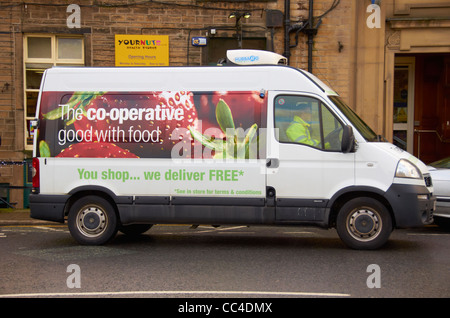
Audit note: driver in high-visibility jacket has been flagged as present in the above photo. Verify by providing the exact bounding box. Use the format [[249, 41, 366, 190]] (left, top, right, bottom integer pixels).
[[286, 102, 320, 146]]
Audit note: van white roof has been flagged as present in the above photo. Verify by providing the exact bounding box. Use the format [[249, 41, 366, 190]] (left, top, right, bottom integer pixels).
[[41, 65, 336, 96]]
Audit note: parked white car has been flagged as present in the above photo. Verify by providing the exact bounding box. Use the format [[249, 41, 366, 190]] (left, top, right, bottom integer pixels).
[[428, 157, 450, 230]]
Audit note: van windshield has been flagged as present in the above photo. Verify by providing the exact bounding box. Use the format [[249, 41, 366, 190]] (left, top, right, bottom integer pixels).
[[329, 96, 379, 142]]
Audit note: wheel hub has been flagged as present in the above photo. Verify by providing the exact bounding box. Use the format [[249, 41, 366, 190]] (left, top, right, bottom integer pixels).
[[77, 206, 107, 237], [348, 209, 381, 241]]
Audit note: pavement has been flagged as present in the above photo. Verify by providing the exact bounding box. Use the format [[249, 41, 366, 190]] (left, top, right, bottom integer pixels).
[[0, 209, 59, 226]]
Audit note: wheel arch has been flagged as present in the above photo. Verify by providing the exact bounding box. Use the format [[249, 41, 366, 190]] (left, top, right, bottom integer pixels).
[[64, 185, 127, 222], [327, 186, 395, 228]]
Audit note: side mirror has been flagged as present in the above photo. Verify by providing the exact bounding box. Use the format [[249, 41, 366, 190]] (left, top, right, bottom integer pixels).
[[341, 125, 356, 153]]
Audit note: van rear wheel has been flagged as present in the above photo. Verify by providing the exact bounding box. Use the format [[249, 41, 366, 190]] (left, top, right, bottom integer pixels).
[[68, 195, 118, 245], [336, 197, 392, 250]]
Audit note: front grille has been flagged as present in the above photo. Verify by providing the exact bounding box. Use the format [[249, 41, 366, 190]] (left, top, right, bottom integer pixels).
[[424, 175, 432, 187]]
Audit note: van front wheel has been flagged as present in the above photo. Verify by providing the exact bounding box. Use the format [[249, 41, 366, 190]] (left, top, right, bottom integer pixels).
[[68, 195, 118, 245], [336, 197, 392, 250]]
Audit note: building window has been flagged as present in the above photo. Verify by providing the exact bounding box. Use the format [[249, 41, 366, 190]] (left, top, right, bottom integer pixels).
[[23, 35, 84, 149]]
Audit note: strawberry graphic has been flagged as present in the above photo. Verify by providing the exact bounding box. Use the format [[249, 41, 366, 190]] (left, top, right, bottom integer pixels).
[[152, 91, 198, 155], [56, 142, 138, 158], [43, 91, 199, 158]]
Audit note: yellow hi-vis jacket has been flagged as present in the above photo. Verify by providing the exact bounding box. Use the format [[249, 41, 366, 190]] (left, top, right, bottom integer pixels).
[[286, 115, 320, 146]]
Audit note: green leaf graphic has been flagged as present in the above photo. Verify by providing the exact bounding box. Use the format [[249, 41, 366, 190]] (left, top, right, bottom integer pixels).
[[39, 140, 51, 157], [188, 98, 259, 159], [43, 91, 104, 125], [188, 126, 225, 152], [215, 99, 235, 137]]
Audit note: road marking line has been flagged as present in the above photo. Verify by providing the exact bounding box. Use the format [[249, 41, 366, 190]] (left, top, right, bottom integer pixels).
[[284, 231, 315, 235], [0, 290, 350, 298], [407, 233, 450, 236], [161, 226, 249, 235], [32, 226, 66, 232], [1, 224, 67, 228], [193, 226, 248, 234]]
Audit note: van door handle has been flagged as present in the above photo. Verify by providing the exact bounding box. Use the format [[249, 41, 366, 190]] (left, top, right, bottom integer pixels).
[[266, 158, 279, 168]]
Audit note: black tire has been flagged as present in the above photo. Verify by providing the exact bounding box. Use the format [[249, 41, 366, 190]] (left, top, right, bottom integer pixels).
[[119, 224, 153, 236], [68, 195, 118, 245], [336, 197, 392, 250]]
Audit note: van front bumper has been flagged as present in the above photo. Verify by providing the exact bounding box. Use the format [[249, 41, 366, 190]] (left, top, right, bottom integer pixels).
[[384, 184, 435, 228]]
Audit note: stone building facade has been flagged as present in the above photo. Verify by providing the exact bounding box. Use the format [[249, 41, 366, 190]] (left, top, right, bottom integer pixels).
[[1, 0, 449, 207]]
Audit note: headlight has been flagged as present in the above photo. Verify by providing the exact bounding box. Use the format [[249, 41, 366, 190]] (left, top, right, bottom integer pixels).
[[395, 159, 422, 179]]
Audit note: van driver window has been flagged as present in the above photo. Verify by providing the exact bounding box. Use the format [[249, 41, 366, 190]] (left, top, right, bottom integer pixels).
[[274, 95, 344, 151]]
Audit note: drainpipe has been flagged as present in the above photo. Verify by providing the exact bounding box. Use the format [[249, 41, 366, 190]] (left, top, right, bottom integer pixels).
[[285, 0, 319, 70], [284, 0, 291, 63], [307, 0, 314, 73]]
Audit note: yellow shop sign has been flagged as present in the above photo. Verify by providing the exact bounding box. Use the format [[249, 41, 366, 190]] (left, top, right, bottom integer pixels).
[[115, 35, 169, 66]]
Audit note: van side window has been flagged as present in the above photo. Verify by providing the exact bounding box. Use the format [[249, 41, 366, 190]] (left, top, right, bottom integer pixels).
[[274, 95, 344, 151], [320, 103, 344, 151]]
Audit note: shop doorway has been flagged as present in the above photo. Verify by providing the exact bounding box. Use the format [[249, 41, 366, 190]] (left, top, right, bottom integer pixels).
[[393, 53, 450, 163], [393, 57, 415, 153]]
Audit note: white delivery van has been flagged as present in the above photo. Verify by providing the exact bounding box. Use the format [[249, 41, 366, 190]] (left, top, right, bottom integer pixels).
[[30, 50, 435, 249]]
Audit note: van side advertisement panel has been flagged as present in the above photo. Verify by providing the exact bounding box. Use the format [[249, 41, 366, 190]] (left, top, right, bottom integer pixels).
[[37, 91, 267, 159]]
